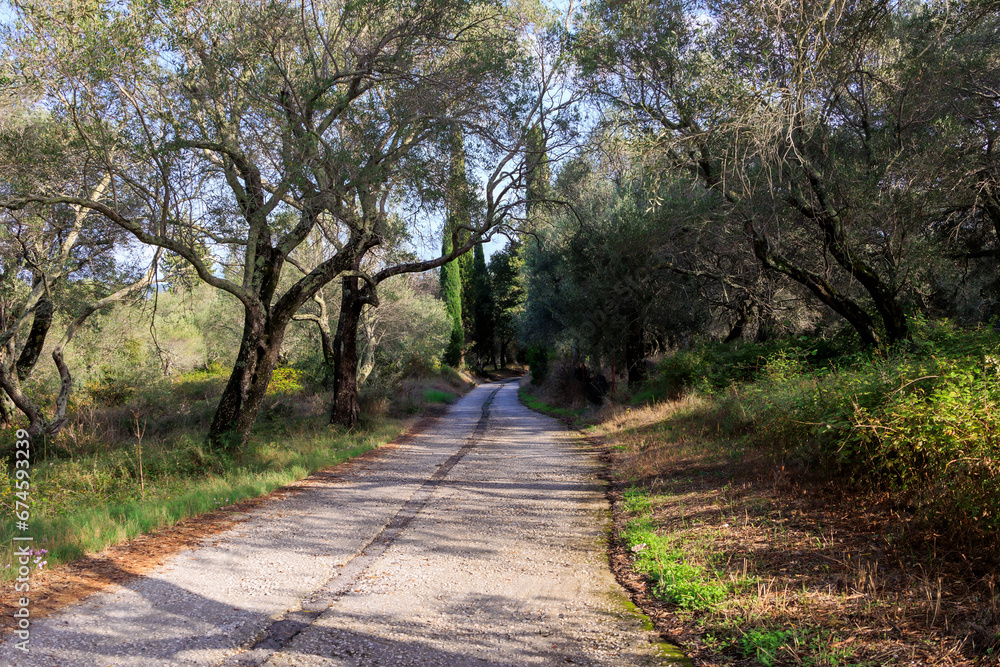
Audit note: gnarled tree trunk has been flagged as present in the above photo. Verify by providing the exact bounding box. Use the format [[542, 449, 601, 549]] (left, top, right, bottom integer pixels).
[[208, 306, 284, 448], [331, 275, 364, 428], [746, 222, 883, 348]]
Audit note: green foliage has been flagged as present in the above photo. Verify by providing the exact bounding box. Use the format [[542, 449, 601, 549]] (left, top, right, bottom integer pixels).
[[739, 629, 795, 666], [621, 486, 653, 514], [421, 389, 456, 404], [444, 323, 465, 367], [441, 124, 472, 368], [524, 124, 553, 230], [171, 364, 229, 402], [488, 240, 524, 367], [520, 162, 715, 369], [460, 249, 475, 341], [655, 319, 1000, 553], [736, 628, 859, 667], [84, 336, 160, 406], [470, 243, 494, 366], [360, 277, 452, 397], [266, 367, 306, 396], [518, 387, 587, 423], [644, 337, 845, 402], [525, 345, 550, 385], [440, 232, 464, 367], [619, 488, 729, 611]]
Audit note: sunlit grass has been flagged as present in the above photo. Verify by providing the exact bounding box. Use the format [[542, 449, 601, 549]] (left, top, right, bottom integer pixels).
[[518, 388, 589, 423], [421, 388, 456, 404]]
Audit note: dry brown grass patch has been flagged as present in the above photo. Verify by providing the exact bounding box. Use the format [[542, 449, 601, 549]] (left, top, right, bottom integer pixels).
[[601, 397, 1000, 666]]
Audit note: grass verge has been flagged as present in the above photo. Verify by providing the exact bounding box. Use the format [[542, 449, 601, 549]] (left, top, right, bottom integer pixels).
[[598, 397, 1000, 666], [422, 388, 457, 404], [1, 366, 474, 583], [0, 421, 402, 580], [517, 387, 589, 427]]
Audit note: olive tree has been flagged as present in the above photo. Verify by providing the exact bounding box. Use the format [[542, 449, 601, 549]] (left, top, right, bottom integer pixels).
[[0, 108, 159, 439], [575, 0, 977, 348], [2, 0, 524, 447], [320, 4, 581, 425]]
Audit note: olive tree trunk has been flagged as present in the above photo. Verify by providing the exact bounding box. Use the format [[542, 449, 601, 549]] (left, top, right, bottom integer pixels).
[[330, 275, 364, 428]]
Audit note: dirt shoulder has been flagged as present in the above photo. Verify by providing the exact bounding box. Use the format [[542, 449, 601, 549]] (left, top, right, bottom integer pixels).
[[533, 393, 1000, 666]]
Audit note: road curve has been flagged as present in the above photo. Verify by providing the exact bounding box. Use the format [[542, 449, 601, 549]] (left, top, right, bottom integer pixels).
[[0, 381, 681, 666]]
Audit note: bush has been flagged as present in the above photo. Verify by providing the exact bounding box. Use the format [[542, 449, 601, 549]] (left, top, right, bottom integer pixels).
[[422, 389, 456, 404], [643, 337, 845, 402], [705, 319, 1000, 551], [267, 367, 307, 396], [526, 345, 550, 385]]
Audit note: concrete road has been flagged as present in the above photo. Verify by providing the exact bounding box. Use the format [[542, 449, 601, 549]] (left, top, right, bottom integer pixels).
[[0, 381, 683, 666]]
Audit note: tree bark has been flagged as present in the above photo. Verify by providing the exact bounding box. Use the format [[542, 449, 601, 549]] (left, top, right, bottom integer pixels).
[[206, 224, 319, 449], [723, 301, 749, 343], [0, 296, 54, 428], [331, 275, 364, 428], [0, 392, 14, 429], [207, 308, 288, 449], [16, 297, 53, 380], [0, 356, 48, 439], [794, 155, 909, 343], [209, 305, 265, 448], [746, 222, 883, 347]]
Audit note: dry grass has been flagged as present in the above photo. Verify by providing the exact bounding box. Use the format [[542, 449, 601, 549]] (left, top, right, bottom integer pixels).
[[600, 397, 1000, 666]]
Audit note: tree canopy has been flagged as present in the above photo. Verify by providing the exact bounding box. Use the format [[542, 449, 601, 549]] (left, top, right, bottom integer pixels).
[[1, 0, 997, 448]]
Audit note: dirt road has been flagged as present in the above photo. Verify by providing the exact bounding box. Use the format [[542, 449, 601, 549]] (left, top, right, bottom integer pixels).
[[0, 381, 685, 666]]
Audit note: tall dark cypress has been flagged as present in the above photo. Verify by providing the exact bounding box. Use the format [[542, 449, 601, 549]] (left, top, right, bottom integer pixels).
[[471, 243, 494, 367], [441, 125, 469, 366]]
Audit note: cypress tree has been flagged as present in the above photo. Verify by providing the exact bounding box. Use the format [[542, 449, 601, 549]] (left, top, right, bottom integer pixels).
[[440, 230, 464, 367], [472, 243, 494, 367], [460, 241, 475, 340], [441, 125, 470, 367]]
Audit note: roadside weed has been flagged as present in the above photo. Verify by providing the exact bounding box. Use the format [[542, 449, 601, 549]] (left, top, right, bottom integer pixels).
[[620, 487, 730, 611], [740, 628, 795, 666]]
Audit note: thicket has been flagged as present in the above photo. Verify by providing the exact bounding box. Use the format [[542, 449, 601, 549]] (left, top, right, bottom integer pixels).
[[644, 319, 1000, 555]]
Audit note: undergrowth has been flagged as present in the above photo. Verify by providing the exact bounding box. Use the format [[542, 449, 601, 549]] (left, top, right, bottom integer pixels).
[[517, 317, 1000, 664], [645, 317, 1000, 559], [619, 488, 730, 611], [517, 387, 589, 426], [0, 425, 402, 580]]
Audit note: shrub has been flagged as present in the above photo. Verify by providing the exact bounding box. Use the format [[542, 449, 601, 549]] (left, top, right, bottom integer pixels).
[[703, 319, 1000, 552], [526, 345, 550, 385], [643, 337, 846, 403], [421, 389, 456, 404], [267, 367, 307, 396]]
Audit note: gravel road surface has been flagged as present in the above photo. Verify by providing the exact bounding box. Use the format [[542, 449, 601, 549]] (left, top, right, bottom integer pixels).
[[0, 381, 684, 666]]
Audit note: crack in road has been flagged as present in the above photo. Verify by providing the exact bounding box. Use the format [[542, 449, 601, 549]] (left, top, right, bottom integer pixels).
[[219, 382, 509, 667]]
